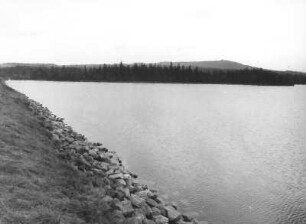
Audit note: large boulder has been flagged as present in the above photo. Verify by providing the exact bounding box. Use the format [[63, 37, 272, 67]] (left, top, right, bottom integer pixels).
[[130, 194, 145, 207], [153, 215, 169, 224], [114, 199, 134, 216], [143, 219, 156, 224], [165, 206, 181, 222], [107, 210, 125, 224], [136, 189, 155, 199], [116, 179, 127, 186], [146, 198, 159, 207], [125, 214, 145, 224], [109, 173, 124, 180], [151, 207, 162, 216], [117, 186, 131, 198], [140, 203, 153, 218]]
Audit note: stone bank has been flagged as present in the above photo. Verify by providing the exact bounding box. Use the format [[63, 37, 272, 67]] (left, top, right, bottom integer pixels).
[[23, 93, 208, 224]]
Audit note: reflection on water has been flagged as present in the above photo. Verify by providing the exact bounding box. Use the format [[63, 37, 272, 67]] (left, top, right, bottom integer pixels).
[[7, 81, 306, 224]]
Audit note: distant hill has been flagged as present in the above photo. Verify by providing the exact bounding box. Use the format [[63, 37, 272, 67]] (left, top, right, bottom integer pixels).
[[0, 60, 252, 70], [157, 60, 253, 70], [0, 60, 253, 70], [0, 63, 57, 68]]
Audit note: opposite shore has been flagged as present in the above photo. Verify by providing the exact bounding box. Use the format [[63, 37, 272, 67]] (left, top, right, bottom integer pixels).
[[0, 80, 207, 224]]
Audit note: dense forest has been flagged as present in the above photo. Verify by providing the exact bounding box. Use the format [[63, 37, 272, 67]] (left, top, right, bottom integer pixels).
[[1, 63, 306, 85]]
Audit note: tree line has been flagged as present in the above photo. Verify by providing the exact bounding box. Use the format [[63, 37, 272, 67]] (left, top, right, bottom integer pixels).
[[1, 63, 305, 85]]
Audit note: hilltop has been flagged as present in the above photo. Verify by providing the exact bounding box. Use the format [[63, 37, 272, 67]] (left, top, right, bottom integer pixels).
[[157, 60, 252, 70]]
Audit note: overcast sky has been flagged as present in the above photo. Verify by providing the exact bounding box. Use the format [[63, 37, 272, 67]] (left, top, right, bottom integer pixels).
[[0, 0, 305, 71]]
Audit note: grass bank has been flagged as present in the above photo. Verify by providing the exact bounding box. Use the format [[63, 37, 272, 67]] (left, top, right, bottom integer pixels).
[[0, 81, 101, 223]]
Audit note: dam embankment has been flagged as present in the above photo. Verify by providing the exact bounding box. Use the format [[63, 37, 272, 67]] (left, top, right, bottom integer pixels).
[[0, 80, 205, 224]]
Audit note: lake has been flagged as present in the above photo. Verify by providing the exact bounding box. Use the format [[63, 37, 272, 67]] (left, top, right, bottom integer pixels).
[[7, 80, 306, 224]]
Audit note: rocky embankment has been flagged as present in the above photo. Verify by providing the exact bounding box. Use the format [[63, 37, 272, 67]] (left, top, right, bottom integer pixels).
[[23, 95, 207, 224]]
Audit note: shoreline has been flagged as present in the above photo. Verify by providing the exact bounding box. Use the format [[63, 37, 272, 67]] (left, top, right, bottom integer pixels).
[[6, 78, 296, 86], [1, 80, 207, 224]]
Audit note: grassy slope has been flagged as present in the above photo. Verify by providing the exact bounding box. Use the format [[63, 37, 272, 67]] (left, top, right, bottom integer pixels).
[[0, 82, 94, 223]]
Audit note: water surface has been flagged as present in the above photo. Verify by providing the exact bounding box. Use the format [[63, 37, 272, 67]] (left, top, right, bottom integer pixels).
[[7, 81, 306, 224]]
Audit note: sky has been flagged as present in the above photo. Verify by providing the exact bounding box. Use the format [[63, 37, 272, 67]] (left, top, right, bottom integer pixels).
[[0, 0, 305, 72]]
